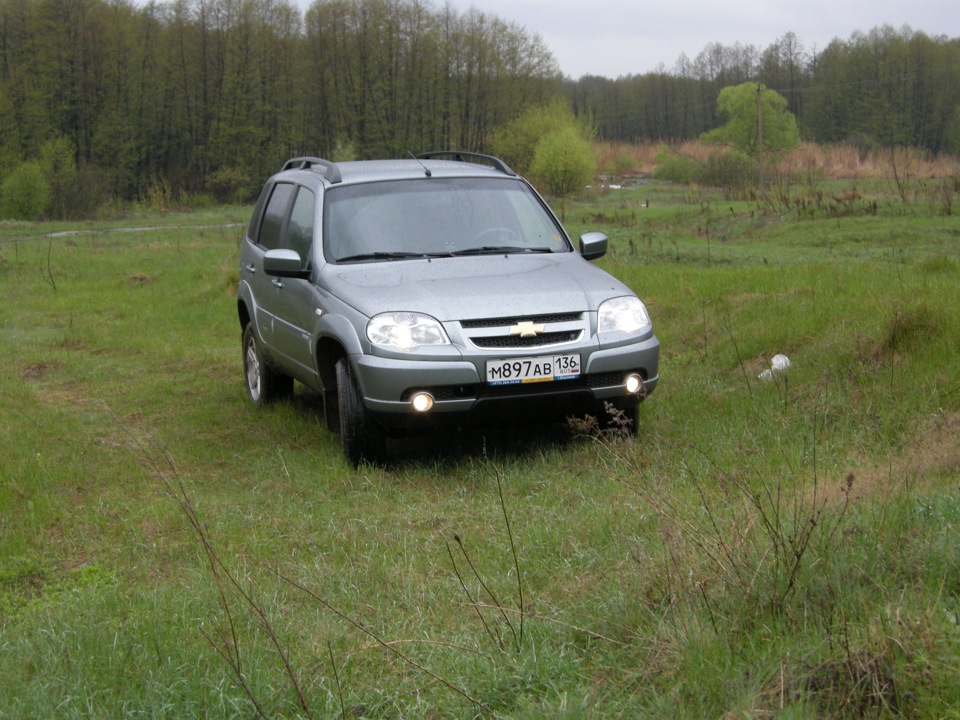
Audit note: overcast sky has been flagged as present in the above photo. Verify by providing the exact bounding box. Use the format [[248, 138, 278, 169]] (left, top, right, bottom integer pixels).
[[435, 0, 958, 79]]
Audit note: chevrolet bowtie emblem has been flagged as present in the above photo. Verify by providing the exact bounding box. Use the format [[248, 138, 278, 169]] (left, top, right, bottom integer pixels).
[[509, 321, 545, 338]]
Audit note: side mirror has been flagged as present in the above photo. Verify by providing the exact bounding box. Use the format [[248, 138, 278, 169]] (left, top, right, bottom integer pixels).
[[263, 248, 309, 278], [579, 232, 608, 261]]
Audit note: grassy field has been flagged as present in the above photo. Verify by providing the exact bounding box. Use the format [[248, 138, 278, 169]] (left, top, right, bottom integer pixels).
[[1, 182, 958, 718]]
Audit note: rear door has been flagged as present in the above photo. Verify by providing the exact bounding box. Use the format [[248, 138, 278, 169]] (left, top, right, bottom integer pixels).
[[270, 186, 322, 381], [243, 182, 296, 351]]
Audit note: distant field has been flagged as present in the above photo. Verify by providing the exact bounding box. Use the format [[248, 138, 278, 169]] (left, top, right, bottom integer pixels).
[[1, 183, 958, 718]]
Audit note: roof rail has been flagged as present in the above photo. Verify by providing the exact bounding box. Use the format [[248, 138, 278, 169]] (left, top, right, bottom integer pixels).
[[417, 151, 516, 177], [281, 156, 342, 184]]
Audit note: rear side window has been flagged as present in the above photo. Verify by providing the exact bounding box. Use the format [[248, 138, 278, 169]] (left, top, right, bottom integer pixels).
[[257, 183, 295, 250]]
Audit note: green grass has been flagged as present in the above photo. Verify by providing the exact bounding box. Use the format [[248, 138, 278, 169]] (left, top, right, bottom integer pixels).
[[1, 183, 958, 718]]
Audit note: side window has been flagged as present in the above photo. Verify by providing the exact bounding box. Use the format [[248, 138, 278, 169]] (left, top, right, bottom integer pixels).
[[258, 183, 295, 250], [286, 188, 315, 267], [246, 184, 270, 242]]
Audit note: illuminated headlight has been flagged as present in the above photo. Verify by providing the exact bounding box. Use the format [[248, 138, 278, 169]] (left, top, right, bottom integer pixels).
[[625, 373, 643, 394], [598, 296, 651, 334], [410, 392, 434, 412], [367, 312, 450, 350]]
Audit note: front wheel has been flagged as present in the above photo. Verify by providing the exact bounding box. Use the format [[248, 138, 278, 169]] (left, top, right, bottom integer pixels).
[[336, 358, 386, 466], [242, 323, 292, 405]]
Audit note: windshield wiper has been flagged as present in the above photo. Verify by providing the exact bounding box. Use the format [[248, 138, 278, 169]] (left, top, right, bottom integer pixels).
[[337, 251, 433, 263], [338, 246, 554, 262], [450, 246, 554, 256]]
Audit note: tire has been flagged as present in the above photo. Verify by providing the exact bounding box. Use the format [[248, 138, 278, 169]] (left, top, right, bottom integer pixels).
[[336, 358, 386, 466], [242, 323, 293, 406]]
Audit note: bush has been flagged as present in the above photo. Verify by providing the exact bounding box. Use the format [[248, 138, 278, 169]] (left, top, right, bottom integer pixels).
[[141, 174, 172, 212], [1, 162, 49, 220], [603, 153, 637, 179], [529, 127, 597, 199], [329, 137, 357, 162], [492, 98, 594, 175], [652, 145, 701, 184], [652, 145, 757, 197], [177, 191, 216, 210], [207, 166, 253, 204], [701, 150, 757, 198]]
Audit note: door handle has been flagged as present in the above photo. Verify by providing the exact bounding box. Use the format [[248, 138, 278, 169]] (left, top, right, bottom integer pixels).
[[272, 278, 283, 289], [244, 263, 256, 274]]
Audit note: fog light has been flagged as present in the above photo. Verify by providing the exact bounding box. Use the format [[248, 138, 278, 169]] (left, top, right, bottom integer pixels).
[[624, 373, 643, 395], [411, 392, 434, 412]]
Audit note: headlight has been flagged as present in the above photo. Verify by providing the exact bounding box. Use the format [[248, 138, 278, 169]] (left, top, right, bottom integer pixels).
[[598, 296, 651, 335], [367, 312, 450, 350]]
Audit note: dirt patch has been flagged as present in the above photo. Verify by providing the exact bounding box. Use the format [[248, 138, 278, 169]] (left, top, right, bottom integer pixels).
[[819, 410, 960, 505], [129, 272, 159, 285], [21, 360, 64, 381]]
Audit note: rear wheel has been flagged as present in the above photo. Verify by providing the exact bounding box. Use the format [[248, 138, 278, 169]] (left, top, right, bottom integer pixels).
[[336, 358, 386, 466], [242, 323, 292, 405]]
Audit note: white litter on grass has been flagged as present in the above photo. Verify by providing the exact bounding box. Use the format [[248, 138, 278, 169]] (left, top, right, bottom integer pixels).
[[759, 354, 791, 381]]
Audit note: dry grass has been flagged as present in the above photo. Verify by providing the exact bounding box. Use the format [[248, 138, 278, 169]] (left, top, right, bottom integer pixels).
[[598, 140, 960, 180], [825, 410, 960, 506]]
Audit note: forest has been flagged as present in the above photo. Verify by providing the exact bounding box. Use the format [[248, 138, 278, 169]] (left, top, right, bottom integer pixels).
[[1, 0, 959, 215]]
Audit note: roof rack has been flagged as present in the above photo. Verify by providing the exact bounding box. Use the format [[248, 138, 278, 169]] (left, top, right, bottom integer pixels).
[[417, 151, 516, 177], [280, 156, 342, 184]]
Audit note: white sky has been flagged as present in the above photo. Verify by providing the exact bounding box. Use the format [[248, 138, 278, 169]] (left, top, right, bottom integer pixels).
[[434, 0, 958, 79]]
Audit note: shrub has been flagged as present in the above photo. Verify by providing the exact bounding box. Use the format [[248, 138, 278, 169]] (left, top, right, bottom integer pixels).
[[701, 150, 757, 198], [1, 162, 49, 220], [652, 145, 701, 184], [652, 145, 757, 197], [529, 127, 596, 199], [207, 166, 253, 204], [492, 98, 594, 175], [329, 137, 358, 162], [141, 174, 172, 212]]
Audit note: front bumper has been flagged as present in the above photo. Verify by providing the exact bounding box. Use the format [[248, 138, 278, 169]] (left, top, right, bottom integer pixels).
[[351, 334, 659, 430]]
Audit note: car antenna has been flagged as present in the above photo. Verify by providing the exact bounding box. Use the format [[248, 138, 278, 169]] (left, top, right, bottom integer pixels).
[[409, 152, 432, 177]]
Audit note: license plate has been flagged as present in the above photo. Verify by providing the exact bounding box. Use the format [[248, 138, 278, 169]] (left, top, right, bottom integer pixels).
[[486, 354, 580, 385]]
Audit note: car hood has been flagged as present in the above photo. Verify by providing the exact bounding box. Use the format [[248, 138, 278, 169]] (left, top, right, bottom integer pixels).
[[321, 253, 631, 321]]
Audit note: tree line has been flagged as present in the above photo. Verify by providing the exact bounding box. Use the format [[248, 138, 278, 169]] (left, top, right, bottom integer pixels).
[[0, 0, 957, 218], [567, 27, 960, 158], [0, 0, 560, 213]]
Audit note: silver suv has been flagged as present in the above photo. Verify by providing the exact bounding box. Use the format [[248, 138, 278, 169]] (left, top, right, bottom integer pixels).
[[237, 152, 659, 465]]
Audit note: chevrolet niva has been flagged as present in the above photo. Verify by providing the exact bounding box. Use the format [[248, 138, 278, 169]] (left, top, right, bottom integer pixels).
[[237, 152, 659, 465]]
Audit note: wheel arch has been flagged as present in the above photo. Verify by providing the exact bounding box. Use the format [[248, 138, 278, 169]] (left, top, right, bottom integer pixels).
[[315, 336, 347, 393], [238, 298, 251, 333], [312, 313, 364, 391], [313, 315, 365, 435]]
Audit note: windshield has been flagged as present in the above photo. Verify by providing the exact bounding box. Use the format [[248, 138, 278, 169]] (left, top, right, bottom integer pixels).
[[324, 177, 570, 263]]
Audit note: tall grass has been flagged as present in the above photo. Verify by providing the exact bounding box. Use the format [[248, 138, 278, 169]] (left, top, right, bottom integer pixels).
[[596, 139, 960, 182], [1, 185, 958, 717]]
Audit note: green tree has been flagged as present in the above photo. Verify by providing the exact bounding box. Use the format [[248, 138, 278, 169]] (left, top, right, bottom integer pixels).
[[492, 97, 592, 174], [701, 82, 800, 157], [529, 125, 596, 200], [1, 162, 49, 220]]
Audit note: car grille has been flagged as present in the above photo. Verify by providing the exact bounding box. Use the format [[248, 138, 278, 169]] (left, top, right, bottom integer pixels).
[[471, 331, 583, 349], [461, 312, 585, 350], [460, 312, 582, 329]]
